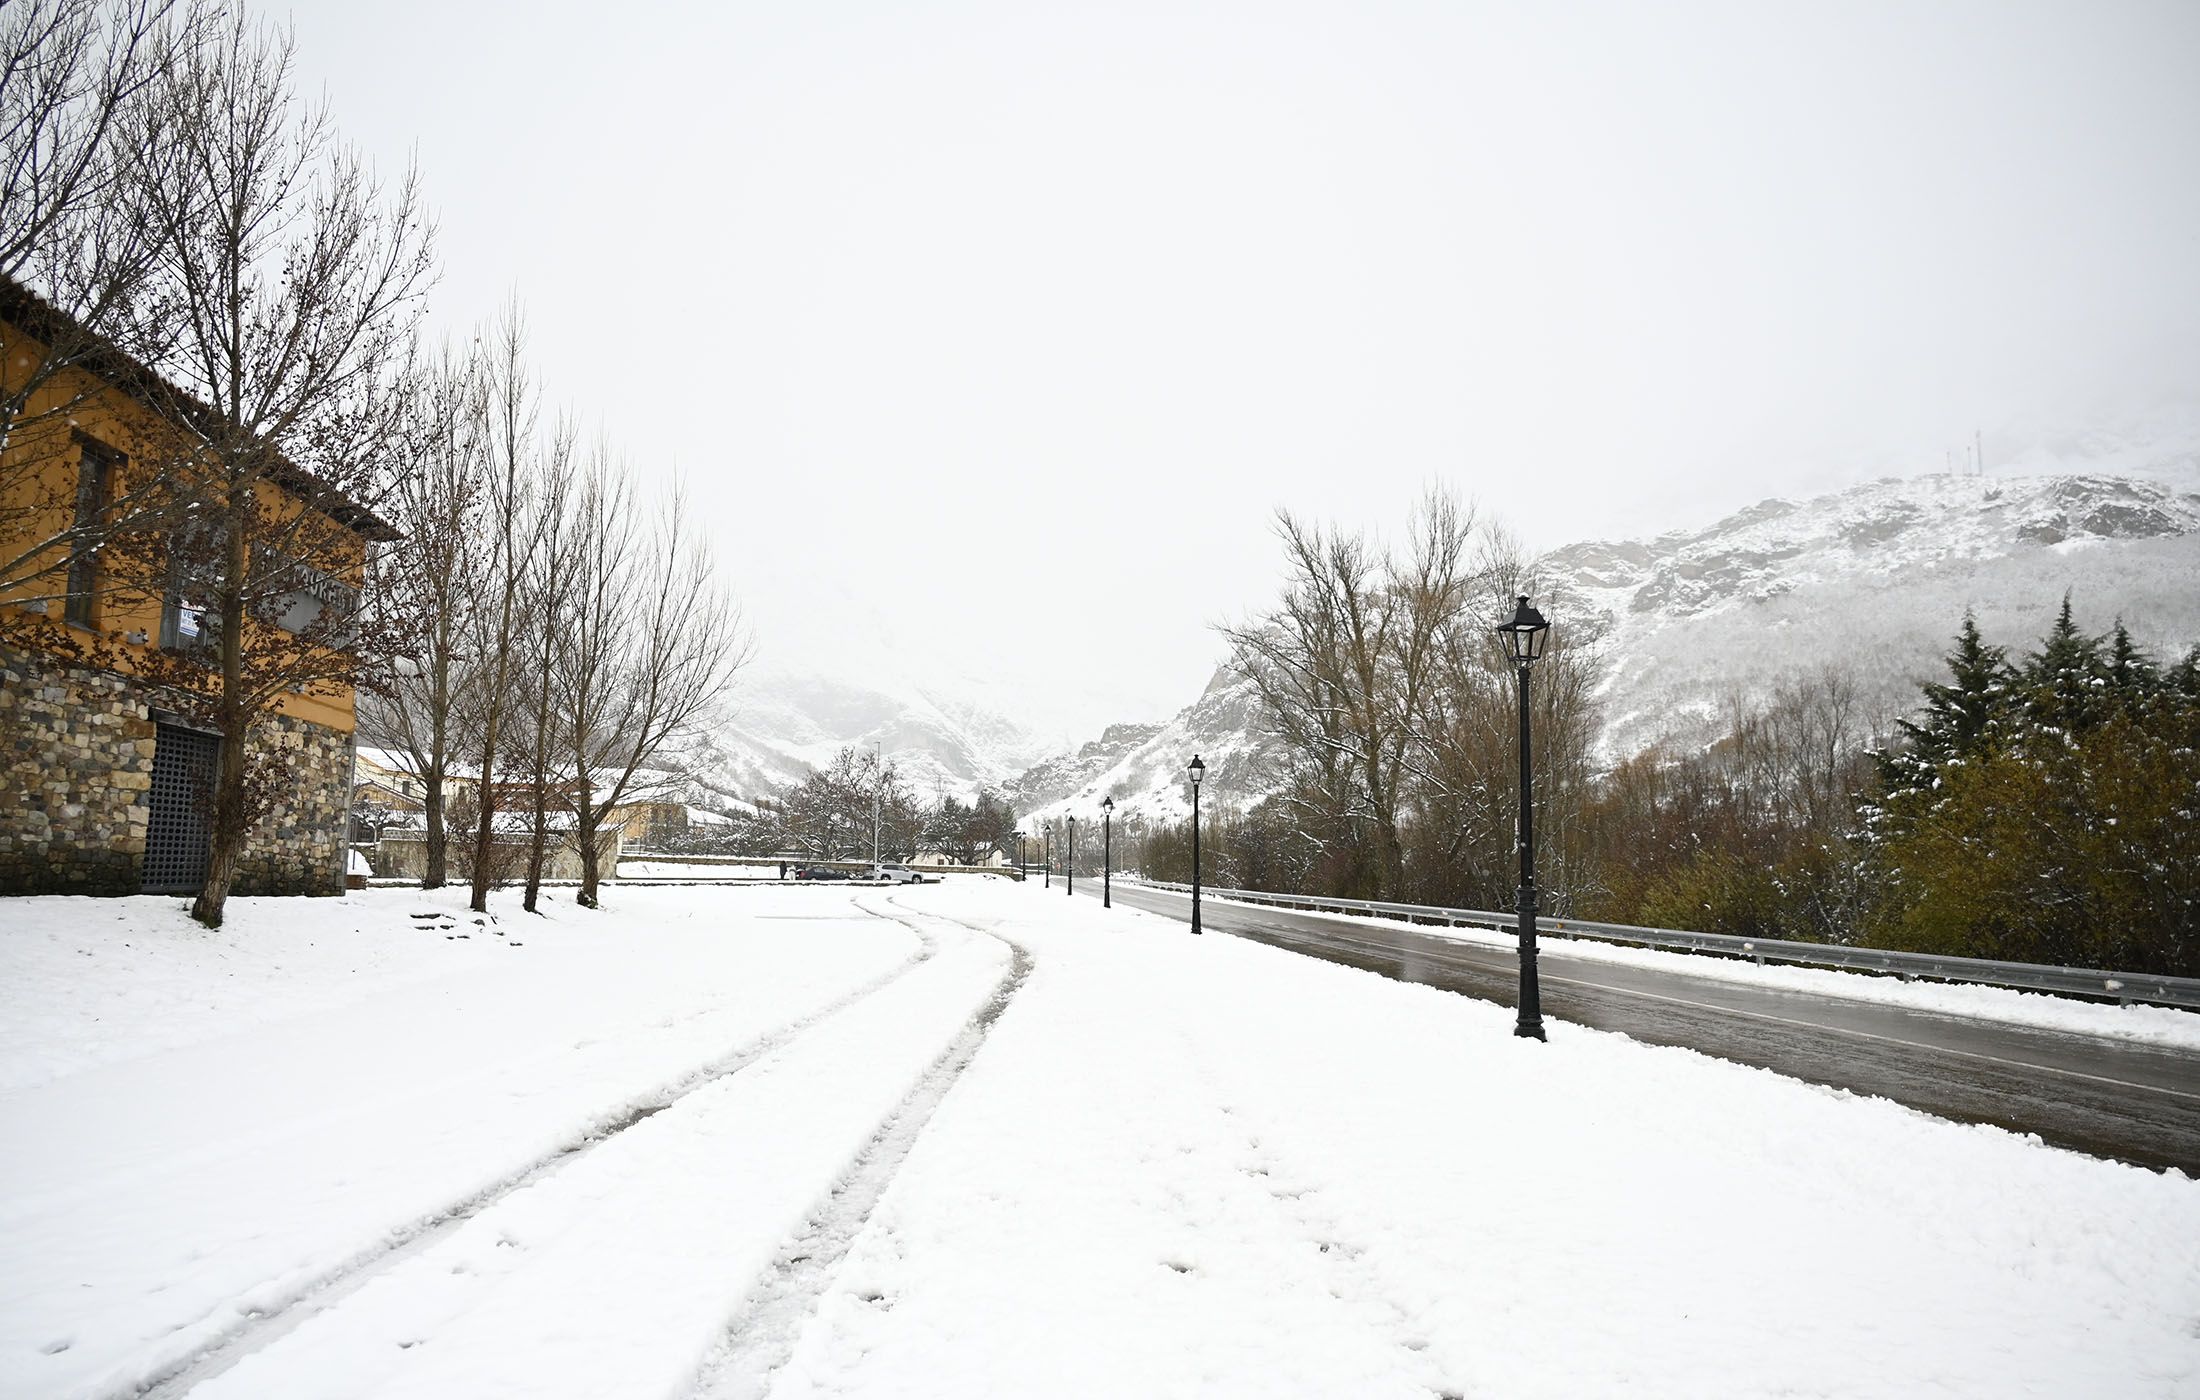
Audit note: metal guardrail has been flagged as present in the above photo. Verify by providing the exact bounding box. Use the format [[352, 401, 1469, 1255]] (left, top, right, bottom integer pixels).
[[1135, 880, 2200, 1010]]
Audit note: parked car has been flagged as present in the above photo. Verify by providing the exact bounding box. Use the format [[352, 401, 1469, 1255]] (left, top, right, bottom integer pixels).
[[871, 864, 925, 884], [793, 864, 841, 880]]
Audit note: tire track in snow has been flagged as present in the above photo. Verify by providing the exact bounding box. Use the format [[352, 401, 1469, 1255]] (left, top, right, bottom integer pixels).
[[686, 892, 1033, 1400], [128, 899, 939, 1400]]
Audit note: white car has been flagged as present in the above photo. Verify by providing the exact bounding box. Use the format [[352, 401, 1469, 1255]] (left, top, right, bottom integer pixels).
[[871, 864, 925, 884]]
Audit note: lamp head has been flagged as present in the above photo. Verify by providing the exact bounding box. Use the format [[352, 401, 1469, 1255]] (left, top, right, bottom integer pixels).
[[1495, 595, 1551, 667], [1188, 754, 1206, 788]]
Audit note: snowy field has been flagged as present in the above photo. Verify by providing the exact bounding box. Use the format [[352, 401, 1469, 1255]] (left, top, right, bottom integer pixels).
[[616, 862, 784, 880], [3, 882, 2196, 1399]]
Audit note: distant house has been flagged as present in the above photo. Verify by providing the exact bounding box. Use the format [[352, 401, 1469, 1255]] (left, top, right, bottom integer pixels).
[[608, 800, 733, 850], [480, 777, 587, 811], [346, 755, 637, 868], [370, 810, 619, 883], [913, 844, 1014, 870], [0, 276, 395, 896], [351, 747, 430, 813]]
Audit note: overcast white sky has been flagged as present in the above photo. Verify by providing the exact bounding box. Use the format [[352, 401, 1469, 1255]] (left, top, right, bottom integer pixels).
[[284, 0, 2200, 737]]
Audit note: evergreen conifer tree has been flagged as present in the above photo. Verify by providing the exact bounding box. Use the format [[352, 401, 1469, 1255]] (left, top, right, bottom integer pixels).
[[1877, 611, 2011, 799], [1862, 602, 2199, 975], [2170, 646, 2200, 703], [2021, 593, 2110, 735], [2103, 620, 2158, 705]]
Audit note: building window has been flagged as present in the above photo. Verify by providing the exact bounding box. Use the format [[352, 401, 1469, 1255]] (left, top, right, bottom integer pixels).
[[64, 439, 120, 628], [159, 525, 223, 655], [160, 589, 217, 651]]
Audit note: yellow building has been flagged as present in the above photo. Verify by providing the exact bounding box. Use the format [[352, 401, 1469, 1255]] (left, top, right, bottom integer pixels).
[[0, 275, 394, 896], [606, 800, 736, 849]]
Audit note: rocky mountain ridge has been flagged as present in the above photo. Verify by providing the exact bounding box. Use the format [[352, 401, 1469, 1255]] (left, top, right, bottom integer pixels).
[[1565, 471, 2200, 759], [1011, 468, 2200, 821], [1006, 670, 1269, 825]]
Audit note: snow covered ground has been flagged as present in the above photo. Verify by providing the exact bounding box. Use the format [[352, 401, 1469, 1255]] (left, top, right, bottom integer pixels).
[[615, 861, 784, 880], [3, 882, 2196, 1399]]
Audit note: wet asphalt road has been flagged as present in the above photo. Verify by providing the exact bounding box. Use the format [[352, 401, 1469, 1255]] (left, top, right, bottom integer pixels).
[[1071, 879, 2200, 1174]]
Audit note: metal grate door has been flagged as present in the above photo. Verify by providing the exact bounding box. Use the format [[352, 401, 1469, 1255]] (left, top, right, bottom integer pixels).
[[142, 723, 219, 893]]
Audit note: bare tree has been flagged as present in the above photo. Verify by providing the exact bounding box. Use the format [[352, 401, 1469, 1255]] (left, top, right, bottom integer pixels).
[[1221, 520, 1369, 887], [516, 425, 576, 913], [0, 0, 217, 603], [358, 341, 486, 887], [781, 749, 879, 861], [560, 466, 746, 907], [1222, 488, 1481, 899], [0, 0, 193, 278], [1410, 526, 1606, 913], [461, 301, 536, 914], [120, 12, 434, 927]]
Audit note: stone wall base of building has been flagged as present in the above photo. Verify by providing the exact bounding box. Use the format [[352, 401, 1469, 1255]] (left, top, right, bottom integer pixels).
[[1, 641, 351, 898]]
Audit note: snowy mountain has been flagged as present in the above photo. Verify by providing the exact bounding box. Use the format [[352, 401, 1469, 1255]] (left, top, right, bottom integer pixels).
[[682, 553, 1190, 810], [699, 412, 2200, 819], [1003, 720, 1166, 810], [1013, 466, 2200, 818], [1561, 471, 2200, 759], [686, 660, 1066, 808], [1009, 669, 1271, 824]]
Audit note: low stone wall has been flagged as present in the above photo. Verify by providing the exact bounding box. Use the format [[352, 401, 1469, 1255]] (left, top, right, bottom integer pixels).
[[372, 829, 619, 883], [0, 640, 349, 897]]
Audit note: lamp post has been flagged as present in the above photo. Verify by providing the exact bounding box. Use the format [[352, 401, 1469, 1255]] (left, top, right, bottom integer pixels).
[[1496, 595, 1552, 1041], [1067, 815, 1076, 897], [1188, 754, 1205, 935], [1101, 795, 1114, 908], [1044, 826, 1051, 889]]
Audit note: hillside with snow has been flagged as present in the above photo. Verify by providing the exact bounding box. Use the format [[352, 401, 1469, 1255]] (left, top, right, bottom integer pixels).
[[1006, 668, 1269, 824], [687, 661, 1065, 806], [693, 420, 2200, 822], [1014, 466, 2200, 821], [1561, 471, 2200, 759]]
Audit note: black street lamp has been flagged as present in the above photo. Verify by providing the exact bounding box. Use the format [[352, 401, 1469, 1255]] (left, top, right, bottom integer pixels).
[[1067, 815, 1076, 897], [1044, 826, 1051, 889], [1496, 595, 1552, 1041], [1101, 795, 1114, 908], [1188, 754, 1205, 935]]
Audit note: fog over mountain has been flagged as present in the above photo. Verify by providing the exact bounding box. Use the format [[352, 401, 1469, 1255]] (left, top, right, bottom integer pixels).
[[687, 660, 1059, 807]]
